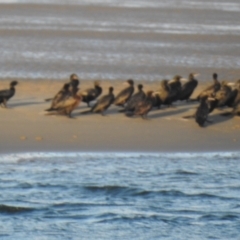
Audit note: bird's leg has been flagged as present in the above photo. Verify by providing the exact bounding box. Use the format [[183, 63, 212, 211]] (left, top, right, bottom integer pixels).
[[2, 99, 7, 108]]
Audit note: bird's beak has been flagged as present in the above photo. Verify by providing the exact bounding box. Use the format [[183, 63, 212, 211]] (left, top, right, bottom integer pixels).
[[193, 73, 200, 77], [227, 82, 236, 87], [180, 78, 188, 83]]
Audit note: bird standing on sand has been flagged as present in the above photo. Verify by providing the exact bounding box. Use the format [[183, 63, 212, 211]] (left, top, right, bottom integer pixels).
[[126, 90, 153, 119], [114, 79, 134, 107], [0, 81, 18, 108], [179, 73, 198, 102], [69, 73, 80, 96], [81, 81, 102, 107], [45, 90, 82, 118], [195, 95, 215, 127], [82, 86, 114, 115], [167, 75, 182, 105], [183, 95, 216, 127], [196, 73, 220, 100], [214, 81, 233, 108], [45, 83, 71, 111], [153, 79, 171, 108], [123, 84, 146, 112]]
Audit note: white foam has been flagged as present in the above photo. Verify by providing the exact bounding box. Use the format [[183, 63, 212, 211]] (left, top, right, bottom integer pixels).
[[0, 151, 239, 163]]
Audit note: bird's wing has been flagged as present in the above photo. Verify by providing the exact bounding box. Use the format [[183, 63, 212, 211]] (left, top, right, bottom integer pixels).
[[114, 88, 132, 104], [81, 88, 96, 97], [0, 89, 10, 97]]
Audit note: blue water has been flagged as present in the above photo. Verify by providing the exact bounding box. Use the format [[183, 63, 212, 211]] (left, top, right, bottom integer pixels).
[[0, 152, 239, 239]]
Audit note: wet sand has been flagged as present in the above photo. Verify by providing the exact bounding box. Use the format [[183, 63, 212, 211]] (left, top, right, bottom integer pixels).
[[0, 79, 239, 154]]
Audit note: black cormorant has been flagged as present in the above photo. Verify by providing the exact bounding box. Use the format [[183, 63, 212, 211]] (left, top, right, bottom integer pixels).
[[81, 81, 102, 107], [0, 81, 18, 108], [114, 79, 134, 107]]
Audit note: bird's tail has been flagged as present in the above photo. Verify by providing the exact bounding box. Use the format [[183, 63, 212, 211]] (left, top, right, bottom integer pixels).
[[81, 109, 92, 114], [125, 111, 134, 117], [182, 114, 195, 119], [45, 107, 56, 112]]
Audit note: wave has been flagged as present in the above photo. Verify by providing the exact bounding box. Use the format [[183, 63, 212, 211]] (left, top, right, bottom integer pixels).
[[0, 151, 240, 163], [0, 204, 35, 214]]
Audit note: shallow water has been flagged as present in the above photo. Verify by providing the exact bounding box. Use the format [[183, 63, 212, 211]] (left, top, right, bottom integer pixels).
[[0, 0, 239, 80], [0, 152, 240, 239]]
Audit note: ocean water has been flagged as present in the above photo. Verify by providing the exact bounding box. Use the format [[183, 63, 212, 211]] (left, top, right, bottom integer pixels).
[[0, 0, 240, 80], [0, 152, 240, 239]]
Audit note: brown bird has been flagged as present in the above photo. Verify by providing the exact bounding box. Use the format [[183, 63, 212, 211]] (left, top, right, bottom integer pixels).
[[45, 92, 82, 118], [85, 86, 115, 115], [114, 79, 134, 107], [196, 73, 220, 100], [123, 84, 146, 112], [69, 73, 80, 96], [126, 90, 153, 119], [45, 83, 71, 111]]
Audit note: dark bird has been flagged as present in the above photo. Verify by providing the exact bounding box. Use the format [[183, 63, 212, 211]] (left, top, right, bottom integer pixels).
[[195, 95, 215, 127], [45, 83, 71, 111], [114, 79, 134, 107], [69, 73, 80, 96], [153, 79, 171, 108], [168, 75, 182, 101], [183, 95, 217, 126], [179, 73, 198, 101], [126, 90, 153, 119], [81, 81, 102, 107], [123, 84, 146, 112], [45, 92, 82, 118], [82, 86, 115, 115], [0, 80, 18, 108], [196, 73, 220, 100], [45, 73, 79, 102]]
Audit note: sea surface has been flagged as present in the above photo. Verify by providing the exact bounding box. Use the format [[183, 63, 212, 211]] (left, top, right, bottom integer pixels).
[[0, 0, 240, 81], [0, 152, 240, 239]]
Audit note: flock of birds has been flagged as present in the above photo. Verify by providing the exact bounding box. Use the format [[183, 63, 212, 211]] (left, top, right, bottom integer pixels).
[[0, 72, 240, 127]]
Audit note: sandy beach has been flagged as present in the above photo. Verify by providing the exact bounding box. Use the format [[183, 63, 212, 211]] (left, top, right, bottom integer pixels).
[[0, 79, 239, 154]]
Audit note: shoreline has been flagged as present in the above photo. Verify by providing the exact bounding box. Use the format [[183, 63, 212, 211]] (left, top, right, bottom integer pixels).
[[0, 79, 239, 154]]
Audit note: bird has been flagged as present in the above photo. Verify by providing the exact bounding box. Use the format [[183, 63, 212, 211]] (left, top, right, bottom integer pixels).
[[126, 90, 153, 119], [179, 73, 198, 102], [183, 95, 216, 127], [196, 73, 220, 100], [123, 84, 146, 112], [45, 83, 71, 111], [0, 80, 18, 108], [168, 75, 182, 105], [81, 81, 102, 107], [153, 79, 171, 108], [45, 91, 82, 118], [114, 79, 134, 107], [195, 95, 215, 127], [45, 73, 80, 102], [69, 73, 80, 96], [214, 81, 233, 108], [82, 86, 115, 115]]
